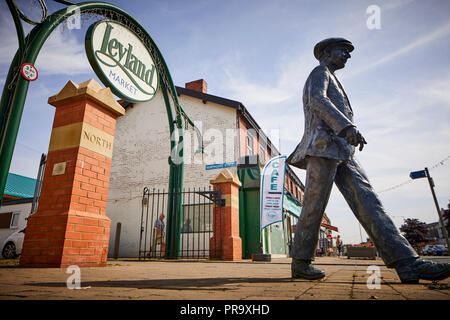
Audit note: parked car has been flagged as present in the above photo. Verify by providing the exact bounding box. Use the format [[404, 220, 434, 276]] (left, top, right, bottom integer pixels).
[[1, 228, 26, 259], [422, 245, 434, 255], [422, 244, 448, 256], [433, 245, 447, 256]]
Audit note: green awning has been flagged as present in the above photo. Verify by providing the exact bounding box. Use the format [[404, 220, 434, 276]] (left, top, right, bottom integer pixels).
[[283, 193, 302, 217]]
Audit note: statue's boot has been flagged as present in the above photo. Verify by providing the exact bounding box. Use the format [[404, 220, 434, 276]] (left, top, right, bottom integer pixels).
[[291, 259, 325, 280], [395, 258, 450, 284]]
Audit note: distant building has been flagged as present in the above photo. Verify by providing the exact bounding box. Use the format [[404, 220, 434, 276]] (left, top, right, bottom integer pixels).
[[107, 79, 306, 258], [0, 173, 36, 252], [317, 213, 339, 255], [2, 173, 36, 201], [425, 221, 446, 245]]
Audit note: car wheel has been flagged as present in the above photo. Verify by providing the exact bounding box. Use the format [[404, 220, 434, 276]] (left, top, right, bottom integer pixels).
[[2, 242, 17, 259]]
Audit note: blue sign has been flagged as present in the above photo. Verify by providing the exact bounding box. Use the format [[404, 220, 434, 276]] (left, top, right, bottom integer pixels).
[[410, 170, 426, 179], [205, 162, 237, 170]]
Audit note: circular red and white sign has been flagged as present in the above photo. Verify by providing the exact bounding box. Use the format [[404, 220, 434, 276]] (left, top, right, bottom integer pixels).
[[20, 63, 38, 81]]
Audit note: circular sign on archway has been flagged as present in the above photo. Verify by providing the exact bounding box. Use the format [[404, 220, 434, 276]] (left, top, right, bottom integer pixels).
[[85, 20, 159, 102], [20, 63, 38, 81]]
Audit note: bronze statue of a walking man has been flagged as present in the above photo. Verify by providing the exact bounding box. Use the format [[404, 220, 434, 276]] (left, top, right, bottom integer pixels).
[[287, 38, 450, 283]]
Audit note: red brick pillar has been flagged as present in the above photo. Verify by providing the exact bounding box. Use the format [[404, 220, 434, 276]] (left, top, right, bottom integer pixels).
[[209, 169, 242, 261], [20, 79, 124, 268]]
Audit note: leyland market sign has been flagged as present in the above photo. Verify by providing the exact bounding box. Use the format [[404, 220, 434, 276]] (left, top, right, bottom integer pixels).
[[85, 20, 159, 102]]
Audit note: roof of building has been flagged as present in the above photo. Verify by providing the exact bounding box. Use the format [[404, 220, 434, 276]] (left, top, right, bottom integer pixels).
[[120, 86, 280, 157], [286, 165, 305, 190], [175, 87, 269, 145], [5, 173, 36, 198], [120, 84, 305, 189], [176, 86, 242, 109], [176, 87, 307, 190], [177, 87, 284, 157]]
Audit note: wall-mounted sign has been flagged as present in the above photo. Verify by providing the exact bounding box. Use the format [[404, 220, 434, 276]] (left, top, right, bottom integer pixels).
[[85, 20, 159, 102], [20, 63, 38, 81], [52, 161, 66, 176], [205, 161, 237, 170]]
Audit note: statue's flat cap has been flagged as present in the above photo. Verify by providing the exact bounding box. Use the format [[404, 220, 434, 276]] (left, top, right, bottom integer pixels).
[[313, 38, 354, 60]]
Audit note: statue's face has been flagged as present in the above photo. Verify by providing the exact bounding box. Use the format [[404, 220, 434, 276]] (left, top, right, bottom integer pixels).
[[328, 45, 351, 70]]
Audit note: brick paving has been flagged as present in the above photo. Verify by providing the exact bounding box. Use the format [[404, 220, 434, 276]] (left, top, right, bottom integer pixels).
[[0, 256, 448, 300]]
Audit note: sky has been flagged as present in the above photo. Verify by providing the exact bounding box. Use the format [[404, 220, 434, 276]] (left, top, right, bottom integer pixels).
[[1, 0, 449, 245]]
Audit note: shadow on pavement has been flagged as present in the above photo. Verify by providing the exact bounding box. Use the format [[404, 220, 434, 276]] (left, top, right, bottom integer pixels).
[[25, 277, 294, 291], [23, 277, 408, 290]]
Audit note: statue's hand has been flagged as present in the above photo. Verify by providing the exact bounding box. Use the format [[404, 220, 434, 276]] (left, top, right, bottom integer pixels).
[[345, 127, 367, 151]]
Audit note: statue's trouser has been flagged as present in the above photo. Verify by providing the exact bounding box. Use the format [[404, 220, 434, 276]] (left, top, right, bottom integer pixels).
[[291, 156, 419, 268]]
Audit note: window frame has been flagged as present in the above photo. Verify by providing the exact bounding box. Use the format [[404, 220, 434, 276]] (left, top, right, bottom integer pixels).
[[10, 212, 20, 229], [246, 131, 254, 156], [259, 144, 266, 164], [181, 203, 213, 233]]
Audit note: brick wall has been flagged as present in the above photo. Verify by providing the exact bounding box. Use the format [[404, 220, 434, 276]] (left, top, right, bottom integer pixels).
[[20, 80, 123, 268]]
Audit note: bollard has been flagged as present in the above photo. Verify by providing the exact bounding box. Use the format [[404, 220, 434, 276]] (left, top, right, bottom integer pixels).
[[113, 222, 122, 260]]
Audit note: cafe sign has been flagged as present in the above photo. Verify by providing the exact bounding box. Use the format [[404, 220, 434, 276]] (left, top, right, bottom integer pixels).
[[85, 20, 159, 102], [260, 155, 287, 230]]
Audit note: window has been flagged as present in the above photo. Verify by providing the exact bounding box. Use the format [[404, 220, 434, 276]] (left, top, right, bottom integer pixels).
[[0, 212, 19, 229], [181, 204, 212, 233], [246, 132, 254, 156], [0, 212, 12, 228], [10, 213, 20, 229], [259, 145, 266, 164]]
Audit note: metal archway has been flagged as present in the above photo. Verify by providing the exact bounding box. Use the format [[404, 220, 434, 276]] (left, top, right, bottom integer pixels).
[[0, 0, 202, 258]]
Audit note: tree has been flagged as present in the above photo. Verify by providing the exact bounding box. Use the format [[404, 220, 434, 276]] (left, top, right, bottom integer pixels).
[[399, 218, 428, 246]]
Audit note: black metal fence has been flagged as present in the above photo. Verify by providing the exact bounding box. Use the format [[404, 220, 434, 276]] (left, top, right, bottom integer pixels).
[[139, 187, 223, 260]]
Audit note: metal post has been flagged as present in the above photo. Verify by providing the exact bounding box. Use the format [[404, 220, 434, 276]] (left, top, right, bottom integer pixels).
[[358, 222, 363, 243], [30, 153, 46, 214], [113, 222, 122, 260], [424, 167, 450, 250], [139, 187, 148, 260]]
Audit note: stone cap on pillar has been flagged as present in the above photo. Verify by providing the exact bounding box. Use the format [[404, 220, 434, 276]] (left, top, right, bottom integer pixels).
[[48, 79, 125, 116], [210, 168, 242, 187]]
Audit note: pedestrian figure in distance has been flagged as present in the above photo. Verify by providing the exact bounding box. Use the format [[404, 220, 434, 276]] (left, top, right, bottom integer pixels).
[[148, 213, 166, 257], [336, 235, 343, 257]]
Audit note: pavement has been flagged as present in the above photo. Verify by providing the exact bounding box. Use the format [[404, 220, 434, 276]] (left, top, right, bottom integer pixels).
[[0, 256, 449, 301]]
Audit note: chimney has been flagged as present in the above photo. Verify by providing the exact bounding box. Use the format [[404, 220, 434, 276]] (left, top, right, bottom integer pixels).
[[185, 79, 208, 94]]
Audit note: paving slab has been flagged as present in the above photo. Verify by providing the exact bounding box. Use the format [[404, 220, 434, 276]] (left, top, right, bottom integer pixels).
[[0, 256, 448, 300]]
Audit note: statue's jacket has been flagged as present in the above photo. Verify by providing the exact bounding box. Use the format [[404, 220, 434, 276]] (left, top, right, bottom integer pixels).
[[287, 65, 356, 169]]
